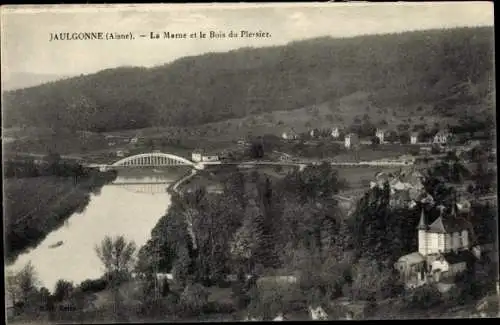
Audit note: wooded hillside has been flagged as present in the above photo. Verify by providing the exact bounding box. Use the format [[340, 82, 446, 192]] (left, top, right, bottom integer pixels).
[[3, 27, 494, 133]]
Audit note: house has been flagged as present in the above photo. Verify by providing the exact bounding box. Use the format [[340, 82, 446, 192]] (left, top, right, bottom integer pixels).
[[411, 132, 419, 144], [331, 127, 340, 138], [309, 305, 329, 320], [433, 130, 452, 144], [279, 153, 292, 161], [130, 137, 139, 144], [282, 129, 299, 140], [309, 129, 317, 138], [344, 133, 359, 149], [116, 150, 125, 158], [202, 155, 219, 162], [375, 129, 387, 144], [395, 205, 475, 289], [191, 150, 203, 162]]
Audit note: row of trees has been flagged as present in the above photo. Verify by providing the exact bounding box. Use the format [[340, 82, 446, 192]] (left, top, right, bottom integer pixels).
[[4, 152, 87, 179]]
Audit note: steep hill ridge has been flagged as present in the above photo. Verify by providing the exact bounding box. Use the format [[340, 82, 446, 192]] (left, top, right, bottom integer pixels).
[[2, 27, 494, 133]]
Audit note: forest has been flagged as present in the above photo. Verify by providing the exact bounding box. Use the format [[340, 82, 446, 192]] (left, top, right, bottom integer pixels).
[[3, 27, 494, 133]]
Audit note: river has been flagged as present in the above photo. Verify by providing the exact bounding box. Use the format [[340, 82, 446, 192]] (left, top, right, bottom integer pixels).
[[6, 167, 190, 292]]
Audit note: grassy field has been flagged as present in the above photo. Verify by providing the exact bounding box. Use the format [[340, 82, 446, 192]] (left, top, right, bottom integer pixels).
[[96, 89, 462, 143]]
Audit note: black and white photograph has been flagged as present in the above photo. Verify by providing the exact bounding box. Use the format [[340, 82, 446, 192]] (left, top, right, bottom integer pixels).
[[2, 2, 498, 322]]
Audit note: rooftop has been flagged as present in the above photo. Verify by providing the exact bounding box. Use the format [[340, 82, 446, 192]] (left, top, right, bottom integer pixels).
[[441, 250, 475, 265], [418, 205, 472, 234], [397, 252, 425, 265], [427, 215, 471, 234]]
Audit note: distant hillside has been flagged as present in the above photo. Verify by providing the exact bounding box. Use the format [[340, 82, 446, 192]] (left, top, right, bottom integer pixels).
[[2, 27, 494, 133], [2, 72, 71, 91]]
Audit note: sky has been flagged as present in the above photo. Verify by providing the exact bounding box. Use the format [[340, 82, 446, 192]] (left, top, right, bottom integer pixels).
[[1, 2, 494, 77]]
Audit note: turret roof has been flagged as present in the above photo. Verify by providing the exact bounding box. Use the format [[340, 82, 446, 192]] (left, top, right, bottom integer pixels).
[[417, 208, 427, 230]]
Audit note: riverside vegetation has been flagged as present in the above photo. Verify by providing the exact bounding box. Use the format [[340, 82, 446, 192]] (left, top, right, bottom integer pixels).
[[4, 153, 117, 264], [7, 159, 498, 321]]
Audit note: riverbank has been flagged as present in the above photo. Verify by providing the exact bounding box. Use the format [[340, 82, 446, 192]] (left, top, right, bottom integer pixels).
[[4, 169, 117, 264]]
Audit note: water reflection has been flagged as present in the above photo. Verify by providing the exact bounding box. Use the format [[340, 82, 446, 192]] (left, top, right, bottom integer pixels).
[[6, 167, 190, 291]]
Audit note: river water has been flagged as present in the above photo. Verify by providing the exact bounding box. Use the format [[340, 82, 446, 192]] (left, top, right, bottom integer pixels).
[[6, 167, 190, 292]]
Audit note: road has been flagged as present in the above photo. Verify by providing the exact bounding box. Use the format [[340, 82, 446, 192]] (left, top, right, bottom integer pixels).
[[9, 152, 84, 161]]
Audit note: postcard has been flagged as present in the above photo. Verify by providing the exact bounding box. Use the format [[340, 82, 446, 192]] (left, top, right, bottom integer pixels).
[[2, 2, 497, 322]]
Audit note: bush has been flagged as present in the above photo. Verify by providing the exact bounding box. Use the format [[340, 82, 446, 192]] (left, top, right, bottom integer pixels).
[[405, 284, 442, 310], [179, 283, 209, 315], [79, 278, 108, 293]]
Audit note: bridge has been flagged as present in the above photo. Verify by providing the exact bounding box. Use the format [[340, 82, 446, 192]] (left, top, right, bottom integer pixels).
[[86, 152, 200, 170]]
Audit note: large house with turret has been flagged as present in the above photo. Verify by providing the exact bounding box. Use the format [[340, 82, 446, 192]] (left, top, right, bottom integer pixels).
[[394, 204, 477, 289]]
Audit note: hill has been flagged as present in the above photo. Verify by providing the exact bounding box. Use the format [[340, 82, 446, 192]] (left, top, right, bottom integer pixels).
[[2, 27, 494, 133], [2, 72, 72, 91]]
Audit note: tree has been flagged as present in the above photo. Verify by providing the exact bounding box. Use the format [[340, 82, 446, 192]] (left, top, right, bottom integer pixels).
[[249, 138, 265, 159], [95, 235, 137, 320], [371, 136, 380, 146], [405, 284, 442, 310], [53, 279, 74, 303], [95, 235, 137, 278], [6, 262, 41, 314], [179, 282, 209, 315], [6, 269, 22, 306], [400, 132, 410, 144], [17, 261, 40, 305]]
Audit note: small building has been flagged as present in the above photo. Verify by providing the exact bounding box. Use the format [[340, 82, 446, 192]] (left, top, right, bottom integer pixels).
[[309, 129, 317, 138], [201, 155, 219, 162], [375, 128, 387, 144], [282, 129, 299, 140], [309, 305, 329, 320], [430, 251, 472, 282], [331, 127, 340, 138], [410, 132, 419, 144], [344, 133, 359, 149], [116, 150, 125, 157], [433, 130, 452, 144], [191, 151, 203, 162], [130, 137, 139, 144], [279, 153, 292, 161]]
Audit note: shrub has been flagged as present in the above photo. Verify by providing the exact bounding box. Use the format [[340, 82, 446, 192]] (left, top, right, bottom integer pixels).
[[79, 278, 108, 293], [405, 284, 442, 310], [179, 283, 209, 315]]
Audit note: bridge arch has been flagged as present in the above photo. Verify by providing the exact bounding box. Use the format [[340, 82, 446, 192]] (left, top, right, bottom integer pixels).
[[111, 152, 195, 167]]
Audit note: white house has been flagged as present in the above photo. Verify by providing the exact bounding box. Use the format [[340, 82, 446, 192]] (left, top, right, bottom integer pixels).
[[116, 150, 125, 158], [331, 127, 340, 138], [376, 128, 387, 144], [410, 132, 419, 144], [201, 155, 219, 162], [395, 205, 474, 289], [130, 137, 139, 144], [344, 133, 359, 149], [433, 130, 452, 144], [282, 130, 299, 140], [191, 151, 203, 162], [417, 206, 470, 256], [309, 306, 328, 320]]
